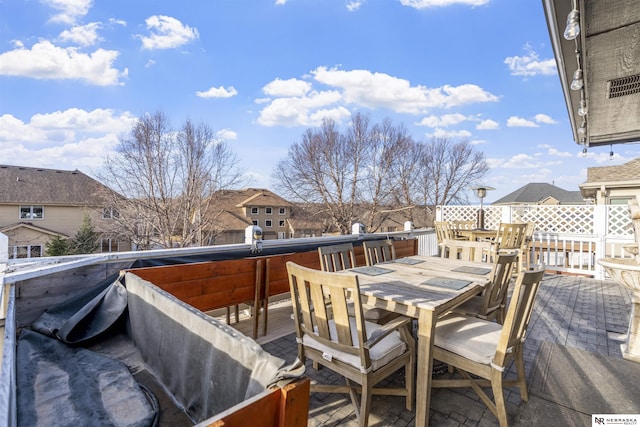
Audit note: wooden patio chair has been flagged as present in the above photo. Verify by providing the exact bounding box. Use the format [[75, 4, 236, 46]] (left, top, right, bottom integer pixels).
[[319, 242, 395, 324], [494, 222, 529, 252], [450, 220, 476, 239], [440, 239, 492, 263], [362, 239, 396, 266], [517, 222, 536, 272], [450, 251, 519, 324], [431, 263, 546, 427], [318, 242, 357, 272], [435, 221, 466, 256], [286, 262, 415, 427]]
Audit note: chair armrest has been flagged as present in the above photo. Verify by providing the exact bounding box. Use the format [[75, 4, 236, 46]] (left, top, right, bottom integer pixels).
[[363, 315, 412, 349]]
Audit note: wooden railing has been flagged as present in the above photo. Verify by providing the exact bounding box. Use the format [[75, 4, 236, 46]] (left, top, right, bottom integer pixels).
[[125, 238, 418, 339], [437, 203, 637, 278]]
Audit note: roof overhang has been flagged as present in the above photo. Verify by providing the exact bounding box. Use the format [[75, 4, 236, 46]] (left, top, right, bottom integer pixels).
[[542, 0, 640, 148]]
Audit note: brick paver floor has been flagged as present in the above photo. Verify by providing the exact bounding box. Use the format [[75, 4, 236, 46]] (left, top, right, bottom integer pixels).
[[261, 274, 632, 426]]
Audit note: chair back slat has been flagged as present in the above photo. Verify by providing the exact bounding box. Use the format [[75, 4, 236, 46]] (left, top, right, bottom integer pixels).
[[287, 262, 367, 356], [482, 251, 518, 317], [441, 239, 491, 262], [434, 221, 454, 243], [494, 263, 545, 365], [318, 243, 357, 272], [363, 239, 396, 266], [495, 222, 529, 251]]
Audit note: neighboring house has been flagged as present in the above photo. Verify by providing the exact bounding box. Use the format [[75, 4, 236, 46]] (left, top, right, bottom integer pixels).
[[212, 188, 323, 244], [579, 157, 640, 205], [0, 165, 130, 258], [492, 183, 584, 205]]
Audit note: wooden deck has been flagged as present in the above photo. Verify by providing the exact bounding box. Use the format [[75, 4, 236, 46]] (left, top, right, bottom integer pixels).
[[207, 298, 296, 345]]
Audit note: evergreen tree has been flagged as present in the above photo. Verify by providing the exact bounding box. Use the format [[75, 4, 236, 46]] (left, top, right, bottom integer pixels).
[[45, 235, 72, 256], [71, 214, 100, 255]]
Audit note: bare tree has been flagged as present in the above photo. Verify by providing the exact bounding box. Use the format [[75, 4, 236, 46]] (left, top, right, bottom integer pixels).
[[417, 137, 489, 208], [274, 117, 488, 234], [361, 118, 418, 232], [99, 111, 243, 249], [273, 116, 367, 234], [273, 113, 421, 234]]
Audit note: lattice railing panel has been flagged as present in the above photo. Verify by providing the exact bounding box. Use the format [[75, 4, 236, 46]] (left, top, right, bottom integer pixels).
[[608, 205, 634, 236], [440, 205, 502, 229], [440, 204, 634, 237], [511, 205, 595, 234]]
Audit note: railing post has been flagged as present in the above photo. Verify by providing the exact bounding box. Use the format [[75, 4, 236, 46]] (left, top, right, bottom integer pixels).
[[593, 205, 608, 279], [0, 233, 7, 267]]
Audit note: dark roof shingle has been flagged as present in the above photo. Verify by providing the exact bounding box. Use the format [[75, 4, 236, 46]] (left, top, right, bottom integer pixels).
[[0, 164, 114, 206]]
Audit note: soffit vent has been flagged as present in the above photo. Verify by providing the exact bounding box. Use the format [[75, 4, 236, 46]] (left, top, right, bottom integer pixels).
[[607, 74, 640, 98]]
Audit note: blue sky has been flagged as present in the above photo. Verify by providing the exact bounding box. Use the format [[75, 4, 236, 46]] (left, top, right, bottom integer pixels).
[[1, 0, 639, 203]]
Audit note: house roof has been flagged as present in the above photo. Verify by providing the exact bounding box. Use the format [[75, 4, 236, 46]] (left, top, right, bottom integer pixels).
[[542, 0, 640, 148], [0, 164, 114, 206], [216, 188, 293, 209], [492, 183, 584, 205], [584, 157, 640, 183], [215, 210, 253, 231], [0, 222, 68, 237]]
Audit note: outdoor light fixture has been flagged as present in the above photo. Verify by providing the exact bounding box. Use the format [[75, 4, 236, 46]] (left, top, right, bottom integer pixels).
[[610, 145, 614, 160], [581, 139, 588, 157], [570, 68, 584, 90], [563, 2, 580, 41], [470, 185, 495, 230], [578, 120, 587, 135], [578, 99, 588, 117]]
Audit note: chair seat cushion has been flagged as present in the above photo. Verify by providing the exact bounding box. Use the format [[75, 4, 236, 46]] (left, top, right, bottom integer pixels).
[[434, 313, 502, 365], [303, 318, 407, 372]]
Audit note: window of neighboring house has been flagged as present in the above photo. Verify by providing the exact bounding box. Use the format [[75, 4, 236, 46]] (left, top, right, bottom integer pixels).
[[10, 245, 42, 259], [102, 207, 120, 219], [19, 205, 43, 220], [265, 220, 272, 227], [265, 207, 273, 215], [609, 197, 633, 205], [252, 220, 259, 226], [279, 207, 286, 215], [279, 220, 285, 227], [101, 238, 119, 253], [251, 207, 259, 215]]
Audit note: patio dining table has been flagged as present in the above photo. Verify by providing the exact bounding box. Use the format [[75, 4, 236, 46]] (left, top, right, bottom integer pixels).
[[349, 255, 492, 427], [456, 228, 497, 241]]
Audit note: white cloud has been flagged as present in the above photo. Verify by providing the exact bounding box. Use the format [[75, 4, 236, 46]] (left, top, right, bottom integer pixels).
[[0, 41, 127, 86], [257, 90, 350, 127], [275, 0, 287, 4], [537, 144, 572, 157], [347, 1, 365, 11], [0, 108, 137, 172], [43, 0, 93, 24], [428, 128, 472, 139], [311, 66, 498, 114], [416, 113, 468, 128], [399, 0, 489, 8], [504, 44, 557, 77], [507, 116, 538, 127], [263, 78, 311, 97], [58, 22, 103, 46], [534, 113, 558, 124], [492, 153, 562, 170], [476, 119, 499, 130], [216, 128, 238, 141], [196, 86, 238, 98], [139, 16, 199, 50]]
